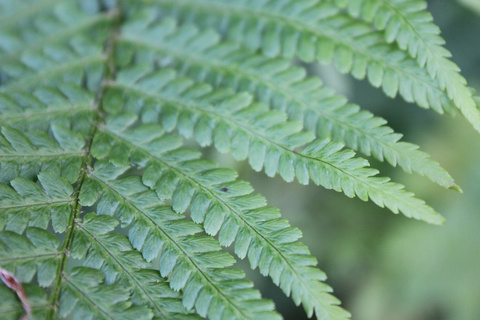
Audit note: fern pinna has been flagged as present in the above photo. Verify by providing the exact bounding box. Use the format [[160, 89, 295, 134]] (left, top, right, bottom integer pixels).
[[0, 0, 478, 319]]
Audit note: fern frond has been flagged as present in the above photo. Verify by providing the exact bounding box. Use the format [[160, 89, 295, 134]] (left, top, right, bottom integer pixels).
[[0, 0, 61, 31], [0, 1, 110, 93], [0, 228, 60, 287], [1, 0, 476, 319], [117, 15, 456, 189], [80, 161, 282, 320], [105, 70, 444, 224], [0, 172, 74, 233], [90, 111, 349, 318], [0, 284, 50, 320], [336, 0, 480, 132], [59, 266, 153, 320], [0, 125, 85, 183], [0, 84, 94, 135], [0, 55, 105, 94], [151, 0, 480, 128], [0, 7, 110, 66], [73, 212, 201, 320]]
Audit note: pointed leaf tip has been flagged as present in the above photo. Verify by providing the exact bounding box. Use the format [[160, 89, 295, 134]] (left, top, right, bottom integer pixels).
[[449, 183, 463, 193]]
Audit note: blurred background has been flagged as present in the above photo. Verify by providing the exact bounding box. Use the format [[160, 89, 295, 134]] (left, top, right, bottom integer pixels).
[[213, 1, 480, 319]]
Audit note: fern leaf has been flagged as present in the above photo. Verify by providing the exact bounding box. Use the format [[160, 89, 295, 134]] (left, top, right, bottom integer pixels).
[[0, 1, 110, 93], [0, 125, 85, 183], [151, 0, 480, 127], [73, 212, 201, 319], [0, 284, 50, 320], [0, 8, 110, 66], [80, 161, 282, 320], [106, 71, 445, 224], [90, 111, 349, 318], [1, 0, 476, 319], [0, 228, 60, 287], [0, 84, 94, 135], [337, 0, 480, 132], [59, 266, 153, 320], [0, 172, 74, 233], [117, 15, 456, 189], [0, 55, 105, 94], [0, 0, 61, 31]]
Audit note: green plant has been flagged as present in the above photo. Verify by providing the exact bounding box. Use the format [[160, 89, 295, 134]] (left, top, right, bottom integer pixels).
[[0, 0, 478, 319]]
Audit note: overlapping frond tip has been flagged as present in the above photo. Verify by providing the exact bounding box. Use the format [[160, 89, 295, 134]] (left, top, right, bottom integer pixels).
[[0, 0, 477, 319]]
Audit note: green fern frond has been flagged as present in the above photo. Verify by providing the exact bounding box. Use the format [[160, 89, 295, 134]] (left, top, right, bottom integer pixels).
[[116, 14, 456, 189], [335, 0, 480, 132], [0, 0, 110, 93], [1, 0, 477, 319], [80, 161, 282, 320], [89, 111, 349, 318], [73, 212, 201, 319], [0, 84, 94, 134], [0, 172, 74, 233], [0, 228, 60, 287], [152, 0, 480, 126], [0, 284, 50, 320], [59, 266, 153, 320], [0, 125, 85, 183], [0, 1, 60, 32], [104, 69, 444, 224]]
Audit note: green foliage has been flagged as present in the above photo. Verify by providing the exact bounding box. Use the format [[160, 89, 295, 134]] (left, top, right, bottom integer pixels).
[[0, 0, 478, 319]]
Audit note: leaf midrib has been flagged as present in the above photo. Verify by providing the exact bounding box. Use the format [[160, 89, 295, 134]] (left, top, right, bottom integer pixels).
[[0, 104, 94, 123], [0, 199, 72, 210], [0, 152, 84, 159], [46, 6, 119, 318], [0, 252, 61, 263]]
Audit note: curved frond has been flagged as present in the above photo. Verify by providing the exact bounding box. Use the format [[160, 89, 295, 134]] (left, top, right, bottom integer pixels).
[[80, 161, 281, 320], [105, 71, 445, 224], [117, 15, 456, 189], [0, 0, 476, 319], [336, 0, 480, 132], [90, 113, 349, 318], [149, 0, 467, 118]]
